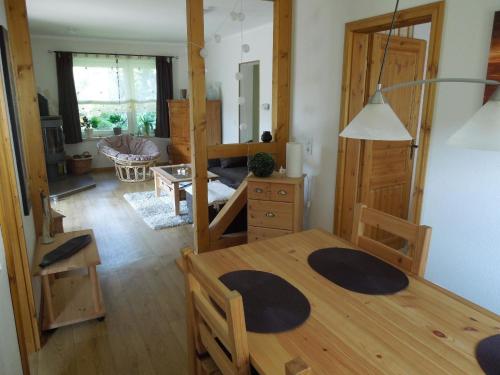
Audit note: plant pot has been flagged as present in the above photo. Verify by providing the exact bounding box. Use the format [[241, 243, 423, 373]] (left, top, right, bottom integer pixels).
[[261, 131, 273, 143], [113, 127, 122, 135], [84, 127, 94, 139]]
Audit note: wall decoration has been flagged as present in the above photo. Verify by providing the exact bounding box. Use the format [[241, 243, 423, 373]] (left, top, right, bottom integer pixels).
[[0, 26, 31, 215], [485, 11, 500, 103]]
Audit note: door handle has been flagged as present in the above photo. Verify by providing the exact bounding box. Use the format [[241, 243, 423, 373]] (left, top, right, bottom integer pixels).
[[265, 212, 276, 218], [410, 139, 419, 160], [277, 190, 288, 196], [255, 188, 264, 193]]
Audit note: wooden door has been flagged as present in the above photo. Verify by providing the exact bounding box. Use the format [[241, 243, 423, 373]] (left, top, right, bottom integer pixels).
[[361, 33, 426, 248]]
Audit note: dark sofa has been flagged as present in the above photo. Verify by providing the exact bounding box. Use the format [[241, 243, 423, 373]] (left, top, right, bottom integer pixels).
[[207, 157, 249, 189]]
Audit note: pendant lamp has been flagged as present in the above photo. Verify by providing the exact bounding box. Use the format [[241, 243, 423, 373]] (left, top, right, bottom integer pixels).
[[339, 0, 411, 141]]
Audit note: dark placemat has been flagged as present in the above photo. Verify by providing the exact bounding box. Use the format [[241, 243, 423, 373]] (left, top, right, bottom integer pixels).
[[39, 234, 92, 268], [476, 334, 500, 375], [308, 247, 409, 295], [219, 270, 310, 333]]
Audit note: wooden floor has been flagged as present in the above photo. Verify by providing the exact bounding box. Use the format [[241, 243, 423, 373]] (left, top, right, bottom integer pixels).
[[30, 172, 193, 375]]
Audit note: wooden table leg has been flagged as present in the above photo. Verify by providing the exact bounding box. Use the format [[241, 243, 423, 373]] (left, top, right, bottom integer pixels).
[[173, 182, 181, 216], [154, 174, 161, 197], [89, 266, 102, 313], [42, 275, 55, 326]]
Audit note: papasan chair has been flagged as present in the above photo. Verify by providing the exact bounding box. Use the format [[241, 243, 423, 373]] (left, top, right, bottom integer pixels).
[[97, 135, 160, 183]]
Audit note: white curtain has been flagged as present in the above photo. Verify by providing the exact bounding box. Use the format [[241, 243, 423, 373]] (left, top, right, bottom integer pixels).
[[73, 54, 157, 133]]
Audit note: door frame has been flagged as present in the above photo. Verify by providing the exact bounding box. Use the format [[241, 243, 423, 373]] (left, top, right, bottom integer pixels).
[[333, 1, 445, 239]]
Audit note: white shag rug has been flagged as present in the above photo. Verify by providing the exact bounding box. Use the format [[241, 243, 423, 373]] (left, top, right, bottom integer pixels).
[[123, 191, 192, 230]]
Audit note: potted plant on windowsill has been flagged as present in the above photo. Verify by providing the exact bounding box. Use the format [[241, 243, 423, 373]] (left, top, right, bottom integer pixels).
[[138, 112, 156, 137], [108, 113, 125, 135], [81, 116, 98, 139]]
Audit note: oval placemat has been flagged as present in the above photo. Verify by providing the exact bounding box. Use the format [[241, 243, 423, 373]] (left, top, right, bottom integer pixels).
[[308, 247, 409, 295], [219, 270, 310, 333], [476, 334, 500, 375]]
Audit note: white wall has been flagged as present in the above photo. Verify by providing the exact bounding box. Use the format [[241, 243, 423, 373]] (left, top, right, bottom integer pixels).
[[30, 34, 189, 115], [292, 0, 500, 314], [0, 2, 24, 373], [205, 23, 273, 144], [0, 230, 23, 375]]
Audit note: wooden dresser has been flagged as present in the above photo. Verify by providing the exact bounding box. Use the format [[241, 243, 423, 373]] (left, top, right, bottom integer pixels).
[[247, 173, 304, 243], [168, 100, 222, 163]]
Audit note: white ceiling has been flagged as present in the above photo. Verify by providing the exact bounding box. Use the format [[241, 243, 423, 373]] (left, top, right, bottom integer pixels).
[[26, 0, 273, 43]]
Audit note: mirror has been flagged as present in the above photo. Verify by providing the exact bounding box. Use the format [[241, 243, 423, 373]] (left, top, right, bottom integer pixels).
[[204, 0, 274, 144], [239, 60, 260, 143]]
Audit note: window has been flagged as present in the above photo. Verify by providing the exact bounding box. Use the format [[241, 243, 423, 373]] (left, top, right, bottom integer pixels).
[[73, 54, 157, 136]]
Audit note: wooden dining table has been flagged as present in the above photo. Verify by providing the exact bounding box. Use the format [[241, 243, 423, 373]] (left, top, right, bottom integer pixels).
[[191, 229, 500, 374]]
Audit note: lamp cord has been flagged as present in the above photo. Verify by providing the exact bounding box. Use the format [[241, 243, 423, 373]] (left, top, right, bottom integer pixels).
[[377, 0, 400, 86]]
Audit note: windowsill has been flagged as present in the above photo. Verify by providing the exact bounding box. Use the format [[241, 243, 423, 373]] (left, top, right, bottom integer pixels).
[[80, 134, 170, 142]]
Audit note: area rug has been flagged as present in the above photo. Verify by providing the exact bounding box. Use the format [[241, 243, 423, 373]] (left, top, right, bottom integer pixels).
[[123, 191, 192, 230]]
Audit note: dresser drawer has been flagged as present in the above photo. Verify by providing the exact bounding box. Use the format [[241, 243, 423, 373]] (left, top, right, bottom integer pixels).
[[248, 226, 292, 243], [248, 200, 294, 230], [248, 181, 271, 200], [270, 183, 295, 203]]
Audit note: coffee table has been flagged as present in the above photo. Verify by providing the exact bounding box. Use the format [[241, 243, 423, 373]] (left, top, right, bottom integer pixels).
[[151, 164, 219, 216]]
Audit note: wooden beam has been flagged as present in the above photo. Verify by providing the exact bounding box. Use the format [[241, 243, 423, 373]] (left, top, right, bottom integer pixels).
[[5, 0, 49, 236], [4, 0, 44, 355], [186, 0, 210, 253], [207, 142, 278, 159], [272, 0, 293, 169], [210, 232, 248, 251], [0, 53, 32, 373], [209, 180, 248, 242]]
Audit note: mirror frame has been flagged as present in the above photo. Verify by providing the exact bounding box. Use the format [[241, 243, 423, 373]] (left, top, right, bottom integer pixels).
[[186, 0, 293, 253]]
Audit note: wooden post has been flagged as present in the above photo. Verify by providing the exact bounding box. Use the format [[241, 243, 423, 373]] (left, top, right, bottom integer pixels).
[[5, 0, 49, 236], [186, 0, 210, 253], [272, 0, 293, 169]]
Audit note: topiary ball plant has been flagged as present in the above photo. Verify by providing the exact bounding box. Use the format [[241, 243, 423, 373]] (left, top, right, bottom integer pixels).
[[249, 152, 275, 177]]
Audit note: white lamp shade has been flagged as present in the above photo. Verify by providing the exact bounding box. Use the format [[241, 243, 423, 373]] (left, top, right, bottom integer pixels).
[[448, 100, 500, 151], [339, 102, 412, 141]]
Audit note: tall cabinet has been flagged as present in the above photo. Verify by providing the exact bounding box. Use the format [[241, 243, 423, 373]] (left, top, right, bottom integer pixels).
[[168, 100, 222, 164]]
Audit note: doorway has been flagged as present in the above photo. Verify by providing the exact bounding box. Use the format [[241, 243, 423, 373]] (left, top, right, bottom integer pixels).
[[238, 60, 260, 143], [333, 2, 445, 244]]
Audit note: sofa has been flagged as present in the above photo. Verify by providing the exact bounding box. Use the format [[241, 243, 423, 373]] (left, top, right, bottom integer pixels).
[[207, 156, 249, 189]]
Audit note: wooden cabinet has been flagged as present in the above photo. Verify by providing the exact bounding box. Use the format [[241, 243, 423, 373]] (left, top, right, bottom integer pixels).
[[168, 100, 222, 163], [247, 173, 304, 243]]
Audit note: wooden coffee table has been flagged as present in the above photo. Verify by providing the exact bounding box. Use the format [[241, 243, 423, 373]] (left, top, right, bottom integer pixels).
[[151, 164, 219, 216]]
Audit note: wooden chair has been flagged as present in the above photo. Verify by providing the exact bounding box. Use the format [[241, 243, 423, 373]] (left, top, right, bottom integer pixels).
[[181, 248, 251, 375], [351, 203, 432, 276]]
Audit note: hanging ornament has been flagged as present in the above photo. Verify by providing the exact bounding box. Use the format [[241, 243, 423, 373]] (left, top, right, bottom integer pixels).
[[239, 123, 248, 131], [242, 44, 250, 53], [230, 11, 239, 21], [199, 48, 208, 59], [235, 72, 243, 81], [214, 34, 222, 43], [238, 12, 246, 22], [238, 97, 246, 105]]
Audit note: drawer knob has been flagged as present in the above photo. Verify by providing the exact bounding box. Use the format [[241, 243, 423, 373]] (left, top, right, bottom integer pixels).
[[277, 189, 288, 196], [265, 212, 276, 218], [255, 188, 264, 193]]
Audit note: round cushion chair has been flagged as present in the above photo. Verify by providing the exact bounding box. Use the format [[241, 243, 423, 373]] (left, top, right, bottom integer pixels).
[[97, 135, 160, 183]]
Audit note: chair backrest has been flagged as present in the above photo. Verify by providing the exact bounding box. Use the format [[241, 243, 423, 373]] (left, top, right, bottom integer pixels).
[[182, 249, 250, 375], [351, 203, 432, 276], [285, 357, 312, 374]]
